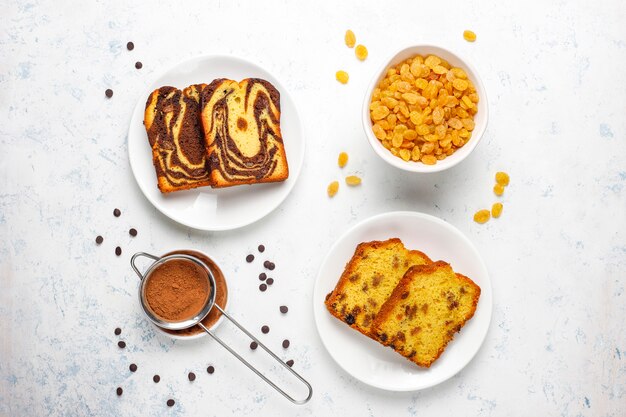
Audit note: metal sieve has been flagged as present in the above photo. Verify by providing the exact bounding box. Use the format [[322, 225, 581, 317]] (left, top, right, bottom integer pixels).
[[131, 252, 313, 405]]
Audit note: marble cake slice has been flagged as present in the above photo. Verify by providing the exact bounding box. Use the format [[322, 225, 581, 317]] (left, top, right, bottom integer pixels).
[[144, 84, 212, 193], [324, 239, 432, 338], [371, 261, 481, 367], [200, 78, 289, 188]]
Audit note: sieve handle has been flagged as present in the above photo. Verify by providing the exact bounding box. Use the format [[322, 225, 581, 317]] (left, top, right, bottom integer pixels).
[[130, 252, 161, 280], [198, 305, 313, 405]]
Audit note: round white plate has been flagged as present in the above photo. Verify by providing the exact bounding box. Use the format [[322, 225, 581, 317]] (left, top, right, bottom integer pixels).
[[128, 55, 305, 231], [313, 211, 492, 391]]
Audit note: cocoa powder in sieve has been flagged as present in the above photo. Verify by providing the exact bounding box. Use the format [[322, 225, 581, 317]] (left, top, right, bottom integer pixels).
[[145, 259, 210, 322]]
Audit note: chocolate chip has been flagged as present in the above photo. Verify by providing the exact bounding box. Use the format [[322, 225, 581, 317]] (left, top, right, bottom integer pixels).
[[345, 314, 355, 325], [206, 365, 214, 374], [114, 327, 121, 335], [129, 363, 137, 372], [261, 325, 269, 334], [116, 387, 123, 396], [115, 246, 122, 256], [263, 260, 271, 269], [113, 208, 121, 217], [118, 341, 126, 348], [259, 283, 267, 292], [153, 375, 160, 383], [266, 278, 274, 285], [188, 372, 196, 382], [167, 399, 175, 407], [135, 61, 142, 69], [129, 228, 137, 237], [96, 235, 103, 244], [286, 359, 294, 367], [246, 254, 254, 263], [268, 262, 275, 271], [280, 306, 288, 314], [282, 339, 290, 348], [258, 245, 265, 253], [250, 341, 258, 350], [105, 89, 113, 98], [259, 273, 267, 281], [127, 42, 134, 51]]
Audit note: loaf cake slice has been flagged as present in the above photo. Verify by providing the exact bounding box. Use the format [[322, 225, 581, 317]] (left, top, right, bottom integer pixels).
[[200, 78, 289, 188], [325, 239, 431, 338], [144, 84, 212, 193], [371, 261, 481, 367]]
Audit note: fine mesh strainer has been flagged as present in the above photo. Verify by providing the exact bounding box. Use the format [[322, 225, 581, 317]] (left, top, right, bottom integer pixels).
[[131, 252, 313, 405]]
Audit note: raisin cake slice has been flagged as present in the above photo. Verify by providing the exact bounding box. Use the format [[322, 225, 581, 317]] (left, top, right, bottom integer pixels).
[[200, 78, 289, 188], [144, 84, 212, 193], [324, 238, 431, 338], [371, 261, 481, 367]]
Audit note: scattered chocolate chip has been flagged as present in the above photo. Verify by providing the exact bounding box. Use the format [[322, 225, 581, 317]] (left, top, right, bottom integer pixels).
[[261, 325, 269, 334], [115, 246, 122, 256], [126, 42, 134, 51], [129, 363, 137, 372], [268, 262, 275, 271], [153, 375, 160, 383], [105, 89, 113, 98], [113, 208, 121, 217], [167, 399, 175, 407], [280, 306, 288, 314], [246, 254, 254, 263], [282, 339, 290, 349], [114, 327, 121, 335], [206, 366, 215, 374], [259, 283, 267, 292], [250, 341, 258, 350], [258, 244, 265, 253], [286, 359, 294, 367], [118, 341, 126, 348], [96, 235, 103, 244], [188, 372, 196, 382], [266, 278, 274, 285], [129, 228, 137, 237], [259, 273, 267, 281], [135, 61, 142, 69], [116, 387, 123, 396], [263, 260, 270, 268]]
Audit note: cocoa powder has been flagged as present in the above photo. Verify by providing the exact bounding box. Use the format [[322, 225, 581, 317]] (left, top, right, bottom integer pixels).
[[145, 259, 210, 322]]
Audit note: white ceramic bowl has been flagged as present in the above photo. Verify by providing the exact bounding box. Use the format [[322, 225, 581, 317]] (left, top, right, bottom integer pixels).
[[362, 45, 489, 173]]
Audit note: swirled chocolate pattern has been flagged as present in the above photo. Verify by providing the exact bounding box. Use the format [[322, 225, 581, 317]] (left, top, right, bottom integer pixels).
[[200, 78, 289, 188], [144, 85, 212, 193]]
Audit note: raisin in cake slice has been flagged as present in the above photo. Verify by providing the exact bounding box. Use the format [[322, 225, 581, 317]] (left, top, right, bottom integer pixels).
[[144, 84, 212, 193], [371, 261, 481, 368], [200, 78, 289, 188], [324, 238, 431, 338]]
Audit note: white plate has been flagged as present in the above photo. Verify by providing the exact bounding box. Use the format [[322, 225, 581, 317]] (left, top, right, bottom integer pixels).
[[128, 55, 305, 231], [313, 211, 492, 391]]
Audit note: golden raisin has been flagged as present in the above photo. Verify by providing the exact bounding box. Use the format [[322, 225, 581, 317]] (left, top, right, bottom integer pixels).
[[491, 203, 503, 218], [493, 184, 505, 196], [327, 181, 339, 198], [473, 209, 490, 224], [345, 30, 356, 48], [338, 152, 348, 168], [345, 175, 362, 186], [355, 44, 368, 61], [336, 70, 349, 84], [463, 30, 477, 42], [495, 171, 510, 186], [369, 53, 478, 166]]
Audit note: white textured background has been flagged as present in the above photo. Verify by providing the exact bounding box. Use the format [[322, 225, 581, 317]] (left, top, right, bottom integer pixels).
[[1, 1, 625, 416]]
